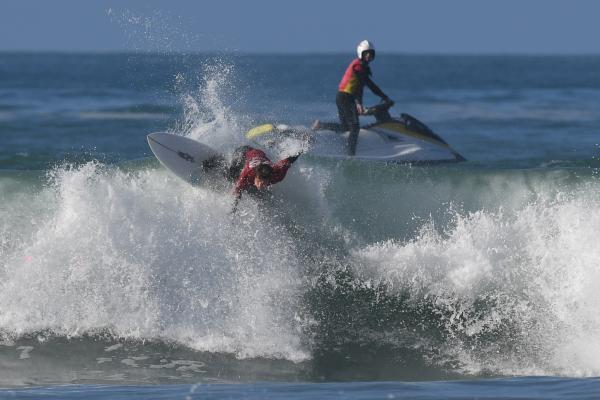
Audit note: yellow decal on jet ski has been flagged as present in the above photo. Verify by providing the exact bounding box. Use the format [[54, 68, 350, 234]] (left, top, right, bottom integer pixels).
[[376, 122, 451, 149], [246, 124, 276, 139]]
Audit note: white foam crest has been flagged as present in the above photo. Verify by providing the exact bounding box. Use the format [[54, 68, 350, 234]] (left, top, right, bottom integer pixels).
[[352, 185, 600, 377], [173, 62, 248, 155], [0, 163, 308, 361], [0, 173, 54, 265]]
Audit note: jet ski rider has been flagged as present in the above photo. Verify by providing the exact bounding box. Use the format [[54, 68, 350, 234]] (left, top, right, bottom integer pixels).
[[313, 40, 392, 156]]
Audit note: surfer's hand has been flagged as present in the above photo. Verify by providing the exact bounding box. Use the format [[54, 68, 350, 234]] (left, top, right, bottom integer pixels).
[[356, 103, 365, 115]]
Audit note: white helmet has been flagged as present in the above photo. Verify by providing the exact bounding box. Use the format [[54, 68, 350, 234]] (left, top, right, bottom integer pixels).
[[357, 40, 375, 60]]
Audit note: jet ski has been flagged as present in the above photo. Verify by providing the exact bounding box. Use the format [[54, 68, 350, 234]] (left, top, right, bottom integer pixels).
[[246, 101, 465, 163]]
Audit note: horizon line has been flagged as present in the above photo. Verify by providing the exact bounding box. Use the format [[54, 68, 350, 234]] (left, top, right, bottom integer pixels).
[[1, 49, 600, 57]]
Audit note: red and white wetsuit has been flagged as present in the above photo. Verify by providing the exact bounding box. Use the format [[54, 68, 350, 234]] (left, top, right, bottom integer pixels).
[[233, 148, 294, 196]]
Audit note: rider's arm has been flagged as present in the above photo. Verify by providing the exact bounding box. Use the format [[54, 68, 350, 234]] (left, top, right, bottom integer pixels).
[[365, 77, 388, 100]]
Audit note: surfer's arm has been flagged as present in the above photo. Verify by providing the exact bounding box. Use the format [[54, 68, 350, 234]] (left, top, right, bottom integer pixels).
[[270, 151, 301, 183], [230, 193, 241, 214], [230, 166, 253, 213], [231, 177, 247, 214], [269, 159, 294, 184]]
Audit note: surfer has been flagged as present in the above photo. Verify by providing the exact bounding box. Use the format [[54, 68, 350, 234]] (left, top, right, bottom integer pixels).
[[312, 40, 392, 155], [227, 146, 300, 213]]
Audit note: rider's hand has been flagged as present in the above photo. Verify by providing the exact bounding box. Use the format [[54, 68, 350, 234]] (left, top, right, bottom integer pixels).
[[356, 103, 365, 115]]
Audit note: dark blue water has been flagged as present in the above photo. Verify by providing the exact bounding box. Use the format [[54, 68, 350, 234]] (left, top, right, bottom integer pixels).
[[2, 53, 600, 169], [1, 53, 600, 399], [3, 378, 600, 400]]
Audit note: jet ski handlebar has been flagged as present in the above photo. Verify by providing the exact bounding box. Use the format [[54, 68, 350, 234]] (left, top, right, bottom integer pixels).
[[363, 99, 394, 115], [363, 99, 395, 122]]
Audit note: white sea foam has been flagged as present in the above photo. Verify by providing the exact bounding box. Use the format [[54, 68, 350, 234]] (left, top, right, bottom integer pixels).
[[1, 152, 600, 373], [352, 184, 600, 377], [0, 163, 310, 362], [0, 58, 334, 364], [4, 52, 600, 377], [171, 61, 249, 156]]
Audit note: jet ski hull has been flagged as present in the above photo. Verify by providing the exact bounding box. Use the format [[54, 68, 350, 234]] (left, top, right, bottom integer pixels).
[[247, 114, 465, 164]]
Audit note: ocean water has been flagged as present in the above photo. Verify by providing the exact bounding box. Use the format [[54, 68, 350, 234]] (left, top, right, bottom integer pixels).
[[1, 53, 600, 399]]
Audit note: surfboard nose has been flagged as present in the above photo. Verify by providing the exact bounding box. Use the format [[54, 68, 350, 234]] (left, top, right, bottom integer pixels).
[[146, 132, 221, 184]]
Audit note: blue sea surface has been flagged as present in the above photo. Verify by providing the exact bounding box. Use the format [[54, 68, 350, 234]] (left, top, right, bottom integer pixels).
[[3, 378, 600, 400], [1, 53, 600, 399]]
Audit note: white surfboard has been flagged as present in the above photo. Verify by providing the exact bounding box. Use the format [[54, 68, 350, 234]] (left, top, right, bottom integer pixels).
[[147, 132, 222, 184]]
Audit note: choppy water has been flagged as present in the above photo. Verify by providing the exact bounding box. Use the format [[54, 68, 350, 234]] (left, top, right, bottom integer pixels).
[[1, 52, 600, 398]]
